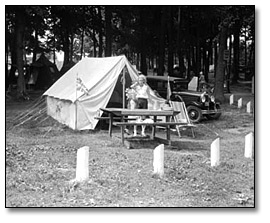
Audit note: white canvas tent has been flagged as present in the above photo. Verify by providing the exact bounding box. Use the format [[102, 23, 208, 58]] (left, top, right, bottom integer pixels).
[[43, 55, 165, 130]]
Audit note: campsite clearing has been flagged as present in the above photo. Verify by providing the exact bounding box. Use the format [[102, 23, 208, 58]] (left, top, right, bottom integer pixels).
[[6, 84, 254, 207]]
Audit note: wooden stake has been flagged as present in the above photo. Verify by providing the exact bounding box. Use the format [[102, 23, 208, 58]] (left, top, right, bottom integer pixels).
[[122, 67, 126, 108], [153, 144, 164, 177], [75, 146, 89, 181], [211, 138, 220, 167]]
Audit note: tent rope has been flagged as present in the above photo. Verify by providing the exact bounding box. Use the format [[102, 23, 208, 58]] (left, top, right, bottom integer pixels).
[[14, 97, 45, 121]]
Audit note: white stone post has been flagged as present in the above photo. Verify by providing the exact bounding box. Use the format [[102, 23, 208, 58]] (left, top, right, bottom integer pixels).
[[230, 94, 234, 105], [238, 98, 242, 108], [75, 146, 89, 181], [211, 138, 220, 167], [247, 101, 251, 113], [153, 144, 164, 177], [245, 132, 254, 159]]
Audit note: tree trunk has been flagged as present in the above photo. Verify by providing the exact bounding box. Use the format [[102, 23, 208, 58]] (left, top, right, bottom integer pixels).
[[93, 29, 97, 57], [191, 45, 196, 73], [249, 40, 254, 66], [187, 48, 191, 80], [70, 32, 74, 61], [167, 6, 173, 76], [32, 29, 38, 63], [176, 7, 185, 78], [232, 19, 240, 84], [214, 41, 218, 78], [204, 44, 209, 83], [6, 29, 11, 90], [15, 7, 26, 97], [8, 39, 17, 89], [5, 35, 9, 89], [176, 6, 181, 65], [157, 7, 166, 76], [81, 28, 84, 59], [227, 34, 232, 93], [202, 45, 206, 72], [139, 9, 147, 74], [209, 39, 213, 65], [105, 6, 112, 57], [98, 6, 103, 57], [63, 28, 70, 65], [244, 27, 247, 73], [196, 40, 201, 75], [214, 25, 227, 103]]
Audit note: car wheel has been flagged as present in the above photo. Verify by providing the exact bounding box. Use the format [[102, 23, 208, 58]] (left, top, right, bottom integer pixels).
[[187, 105, 202, 123], [205, 104, 222, 120]]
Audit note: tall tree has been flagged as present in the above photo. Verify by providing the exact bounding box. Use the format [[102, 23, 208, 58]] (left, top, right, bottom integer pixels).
[[232, 18, 240, 84], [139, 8, 147, 74], [158, 6, 166, 76], [6, 7, 16, 90], [97, 6, 104, 57], [214, 24, 228, 103], [105, 6, 112, 57], [15, 6, 26, 97], [167, 6, 174, 76]]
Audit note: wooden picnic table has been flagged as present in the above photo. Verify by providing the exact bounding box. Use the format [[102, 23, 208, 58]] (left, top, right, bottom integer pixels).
[[100, 108, 182, 145]]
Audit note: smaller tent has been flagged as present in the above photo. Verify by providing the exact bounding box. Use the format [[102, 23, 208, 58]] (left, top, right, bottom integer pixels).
[[29, 54, 60, 89], [43, 55, 166, 130]]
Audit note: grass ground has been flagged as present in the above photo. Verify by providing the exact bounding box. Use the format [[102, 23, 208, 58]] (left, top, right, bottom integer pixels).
[[5, 85, 254, 207]]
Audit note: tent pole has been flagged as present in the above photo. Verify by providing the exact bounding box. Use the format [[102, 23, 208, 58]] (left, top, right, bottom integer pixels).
[[167, 75, 172, 100], [122, 66, 126, 108]]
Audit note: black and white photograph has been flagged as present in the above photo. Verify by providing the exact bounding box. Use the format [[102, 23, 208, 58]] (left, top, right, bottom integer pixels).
[[5, 3, 258, 212]]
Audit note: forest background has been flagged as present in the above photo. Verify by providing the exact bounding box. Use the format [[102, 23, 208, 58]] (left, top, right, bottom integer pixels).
[[5, 5, 254, 103]]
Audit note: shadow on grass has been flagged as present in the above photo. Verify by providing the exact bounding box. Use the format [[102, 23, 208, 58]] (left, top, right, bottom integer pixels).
[[167, 140, 208, 152], [120, 135, 208, 152]]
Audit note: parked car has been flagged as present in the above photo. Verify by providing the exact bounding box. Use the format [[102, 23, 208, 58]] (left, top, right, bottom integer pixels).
[[146, 76, 221, 122], [146, 76, 189, 98]]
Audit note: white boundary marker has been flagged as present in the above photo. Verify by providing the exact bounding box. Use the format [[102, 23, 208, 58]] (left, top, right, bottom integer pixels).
[[230, 94, 234, 105], [247, 101, 251, 113], [153, 144, 164, 177], [245, 132, 254, 159], [238, 98, 242, 108], [75, 146, 90, 181], [211, 138, 220, 167]]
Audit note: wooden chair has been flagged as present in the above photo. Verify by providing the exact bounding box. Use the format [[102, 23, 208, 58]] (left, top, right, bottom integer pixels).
[[170, 101, 196, 138]]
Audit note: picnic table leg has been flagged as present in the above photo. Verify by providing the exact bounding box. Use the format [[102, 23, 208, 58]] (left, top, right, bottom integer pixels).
[[151, 116, 157, 139], [121, 126, 125, 144], [166, 116, 171, 145], [121, 116, 125, 144], [109, 113, 113, 137], [166, 126, 171, 145]]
